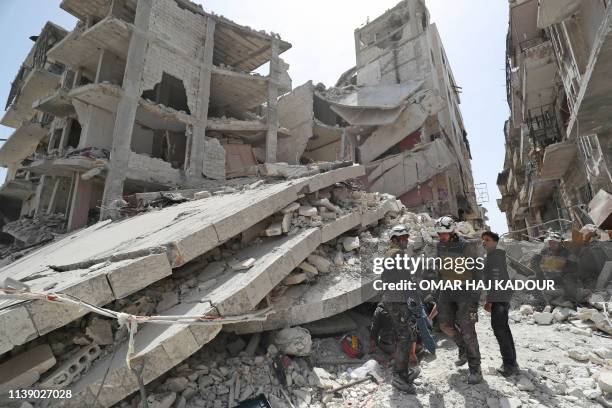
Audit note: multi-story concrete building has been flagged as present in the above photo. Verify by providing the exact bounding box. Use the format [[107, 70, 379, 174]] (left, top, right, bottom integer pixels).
[[319, 0, 481, 225], [0, 0, 291, 236], [498, 0, 612, 238]]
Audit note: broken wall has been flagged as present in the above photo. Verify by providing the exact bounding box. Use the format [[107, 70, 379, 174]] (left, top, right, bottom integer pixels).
[[363, 138, 455, 198], [142, 0, 205, 115], [277, 81, 314, 164], [356, 23, 433, 87]]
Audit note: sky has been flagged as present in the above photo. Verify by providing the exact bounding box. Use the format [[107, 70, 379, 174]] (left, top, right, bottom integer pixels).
[[0, 0, 509, 233]]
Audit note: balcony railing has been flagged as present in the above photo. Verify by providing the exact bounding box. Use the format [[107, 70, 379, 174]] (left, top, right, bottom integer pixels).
[[526, 104, 562, 150]]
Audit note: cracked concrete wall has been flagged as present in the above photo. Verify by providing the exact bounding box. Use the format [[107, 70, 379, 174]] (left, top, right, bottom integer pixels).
[[142, 0, 205, 115], [277, 81, 314, 164]]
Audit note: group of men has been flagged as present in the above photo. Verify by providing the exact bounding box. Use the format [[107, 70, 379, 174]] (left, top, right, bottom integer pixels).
[[370, 216, 519, 394]]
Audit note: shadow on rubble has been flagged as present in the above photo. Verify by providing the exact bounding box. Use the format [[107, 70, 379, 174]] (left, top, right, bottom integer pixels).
[[388, 388, 424, 408], [447, 371, 493, 405]]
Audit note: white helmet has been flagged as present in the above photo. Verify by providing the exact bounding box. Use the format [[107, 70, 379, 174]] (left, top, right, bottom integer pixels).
[[435, 216, 456, 234], [544, 230, 564, 242], [390, 224, 410, 239]]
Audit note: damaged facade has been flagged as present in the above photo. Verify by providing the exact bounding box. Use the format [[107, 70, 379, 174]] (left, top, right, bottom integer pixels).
[[275, 0, 482, 227], [0, 0, 291, 244], [498, 0, 612, 238], [0, 1, 496, 407]]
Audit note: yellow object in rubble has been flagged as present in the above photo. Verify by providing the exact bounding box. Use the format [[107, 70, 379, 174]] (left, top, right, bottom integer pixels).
[[540, 255, 567, 273]]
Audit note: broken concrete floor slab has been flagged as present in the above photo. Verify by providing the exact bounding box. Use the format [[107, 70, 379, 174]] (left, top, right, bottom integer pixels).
[[0, 167, 363, 355], [60, 196, 394, 407], [227, 266, 379, 334]]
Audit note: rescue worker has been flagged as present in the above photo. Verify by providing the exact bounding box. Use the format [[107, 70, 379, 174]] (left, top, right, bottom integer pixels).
[[531, 231, 579, 304], [370, 224, 421, 394], [481, 231, 519, 377], [435, 216, 483, 384]]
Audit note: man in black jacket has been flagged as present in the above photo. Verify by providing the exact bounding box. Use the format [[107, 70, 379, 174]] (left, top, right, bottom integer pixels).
[[482, 231, 519, 377]]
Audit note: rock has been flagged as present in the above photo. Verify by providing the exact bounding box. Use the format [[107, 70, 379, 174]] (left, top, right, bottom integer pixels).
[[194, 191, 211, 200], [568, 327, 591, 336], [307, 254, 331, 273], [519, 305, 534, 315], [583, 388, 602, 399], [229, 257, 255, 271], [264, 222, 283, 236], [226, 337, 247, 357], [594, 347, 612, 359], [517, 376, 535, 391], [508, 311, 522, 322], [198, 375, 214, 388], [597, 370, 612, 394], [85, 317, 113, 345], [268, 394, 290, 408], [165, 377, 189, 393], [574, 377, 595, 389], [311, 367, 335, 389], [298, 261, 318, 277], [147, 392, 176, 408], [533, 312, 553, 325], [486, 397, 500, 408], [333, 251, 344, 266], [567, 348, 590, 362], [281, 213, 292, 233], [274, 327, 312, 356], [267, 344, 279, 357], [342, 236, 360, 251], [281, 202, 300, 213], [298, 206, 317, 217], [499, 397, 522, 408], [282, 272, 308, 286], [552, 307, 573, 322]]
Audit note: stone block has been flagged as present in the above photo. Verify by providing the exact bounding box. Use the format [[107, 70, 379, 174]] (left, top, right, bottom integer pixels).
[[282, 273, 307, 286], [264, 222, 283, 237], [298, 261, 318, 277], [342, 236, 360, 251], [281, 202, 300, 213], [86, 317, 113, 345], [307, 254, 331, 273], [299, 206, 317, 217], [40, 343, 101, 388], [193, 191, 211, 200], [0, 344, 56, 394]]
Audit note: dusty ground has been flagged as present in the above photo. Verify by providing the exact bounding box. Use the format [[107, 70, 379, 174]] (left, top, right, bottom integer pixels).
[[329, 310, 611, 408], [134, 303, 611, 408]]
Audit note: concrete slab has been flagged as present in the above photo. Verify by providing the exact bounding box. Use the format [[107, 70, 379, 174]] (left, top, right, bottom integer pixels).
[[61, 195, 395, 407], [228, 264, 379, 334], [0, 254, 171, 354]]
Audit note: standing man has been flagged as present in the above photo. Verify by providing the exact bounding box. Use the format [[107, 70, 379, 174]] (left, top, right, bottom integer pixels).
[[370, 225, 421, 393], [531, 231, 580, 305], [482, 231, 519, 377], [435, 216, 483, 384]]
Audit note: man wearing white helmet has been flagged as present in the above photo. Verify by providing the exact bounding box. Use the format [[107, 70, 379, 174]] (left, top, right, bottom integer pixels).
[[434, 215, 483, 384], [531, 230, 579, 304], [370, 224, 421, 394]]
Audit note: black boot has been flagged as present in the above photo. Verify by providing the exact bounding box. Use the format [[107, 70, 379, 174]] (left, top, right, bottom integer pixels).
[[392, 372, 417, 394], [468, 366, 483, 384], [454, 348, 468, 367], [496, 364, 520, 377]]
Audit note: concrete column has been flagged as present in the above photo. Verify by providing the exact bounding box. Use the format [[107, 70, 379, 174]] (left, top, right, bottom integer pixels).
[[265, 38, 280, 163], [100, 0, 152, 221], [68, 176, 92, 231], [187, 16, 216, 178], [95, 49, 116, 84], [46, 177, 61, 214], [58, 118, 72, 154]]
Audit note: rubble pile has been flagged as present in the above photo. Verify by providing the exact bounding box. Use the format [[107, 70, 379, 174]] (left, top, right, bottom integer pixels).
[[0, 213, 66, 257]]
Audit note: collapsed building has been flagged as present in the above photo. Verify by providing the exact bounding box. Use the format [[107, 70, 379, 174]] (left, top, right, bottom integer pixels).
[[0, 0, 292, 243], [0, 0, 499, 407], [274, 0, 484, 227], [497, 0, 612, 238]]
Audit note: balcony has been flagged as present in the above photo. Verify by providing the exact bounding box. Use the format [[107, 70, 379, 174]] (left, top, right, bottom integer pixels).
[[0, 120, 48, 167], [46, 16, 132, 74], [539, 141, 577, 181], [567, 5, 612, 137]]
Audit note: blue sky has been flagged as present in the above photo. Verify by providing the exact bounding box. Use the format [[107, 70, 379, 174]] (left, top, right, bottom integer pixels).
[[0, 0, 509, 233]]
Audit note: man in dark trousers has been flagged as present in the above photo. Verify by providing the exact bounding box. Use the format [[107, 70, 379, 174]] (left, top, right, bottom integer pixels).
[[482, 231, 519, 377], [370, 224, 421, 394], [435, 216, 483, 384]]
